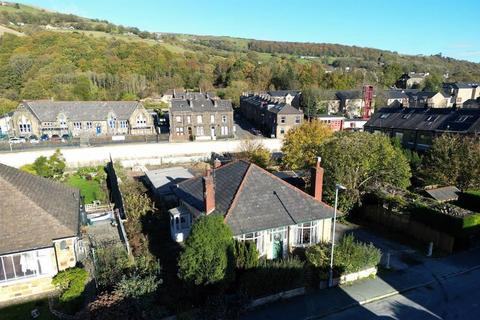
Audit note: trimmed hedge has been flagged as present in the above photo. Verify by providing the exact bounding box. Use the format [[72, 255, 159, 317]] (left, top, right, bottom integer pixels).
[[238, 257, 304, 298]]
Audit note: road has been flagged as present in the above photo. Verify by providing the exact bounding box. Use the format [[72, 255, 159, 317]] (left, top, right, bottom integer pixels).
[[0, 138, 282, 168], [323, 268, 480, 320]]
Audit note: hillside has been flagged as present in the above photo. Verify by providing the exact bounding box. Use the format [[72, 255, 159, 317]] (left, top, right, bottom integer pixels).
[[0, 1, 479, 116]]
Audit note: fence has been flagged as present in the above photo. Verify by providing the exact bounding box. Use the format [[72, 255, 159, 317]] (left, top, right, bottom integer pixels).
[[361, 204, 455, 253]]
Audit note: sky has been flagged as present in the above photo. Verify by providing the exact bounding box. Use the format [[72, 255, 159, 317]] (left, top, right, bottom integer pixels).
[[20, 0, 480, 62]]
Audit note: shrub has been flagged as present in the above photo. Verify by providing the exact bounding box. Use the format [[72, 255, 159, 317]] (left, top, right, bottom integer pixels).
[[115, 273, 160, 299], [305, 235, 381, 278], [233, 240, 259, 270], [239, 257, 304, 298], [458, 191, 480, 213], [178, 215, 234, 286], [52, 267, 88, 303], [95, 245, 131, 290]]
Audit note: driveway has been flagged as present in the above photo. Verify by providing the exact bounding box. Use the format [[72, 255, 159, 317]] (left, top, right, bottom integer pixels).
[[234, 113, 263, 139], [335, 223, 424, 271]]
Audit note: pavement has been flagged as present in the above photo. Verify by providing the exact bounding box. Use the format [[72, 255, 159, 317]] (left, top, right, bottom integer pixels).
[[242, 247, 480, 320]]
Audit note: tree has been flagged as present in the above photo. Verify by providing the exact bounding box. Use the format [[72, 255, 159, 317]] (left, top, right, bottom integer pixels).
[[237, 139, 271, 168], [24, 149, 66, 179], [319, 132, 411, 212], [422, 73, 443, 92], [282, 121, 333, 170], [420, 135, 480, 190], [233, 239, 259, 270], [73, 75, 93, 100], [178, 215, 234, 286]]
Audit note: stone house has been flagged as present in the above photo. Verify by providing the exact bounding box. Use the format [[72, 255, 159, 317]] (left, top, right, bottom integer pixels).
[[336, 90, 368, 118], [0, 163, 81, 303], [406, 91, 451, 108], [443, 82, 480, 107], [11, 100, 154, 138], [240, 94, 303, 138], [169, 159, 335, 259], [267, 90, 301, 107], [395, 72, 429, 89], [0, 112, 13, 136], [169, 94, 234, 141]]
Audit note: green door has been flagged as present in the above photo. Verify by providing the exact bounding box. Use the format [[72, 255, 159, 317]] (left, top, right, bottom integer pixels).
[[273, 234, 283, 259]]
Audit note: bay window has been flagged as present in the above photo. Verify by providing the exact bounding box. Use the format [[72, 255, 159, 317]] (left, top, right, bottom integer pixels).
[[294, 221, 318, 246], [238, 232, 265, 256], [0, 248, 55, 283]]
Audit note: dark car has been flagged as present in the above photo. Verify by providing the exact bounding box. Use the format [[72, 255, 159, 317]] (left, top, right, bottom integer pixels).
[[250, 128, 262, 136], [40, 134, 49, 141], [61, 134, 71, 142]]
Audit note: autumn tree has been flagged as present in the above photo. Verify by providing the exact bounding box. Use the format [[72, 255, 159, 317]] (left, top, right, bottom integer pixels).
[[282, 121, 333, 170], [419, 135, 480, 190], [319, 132, 411, 212], [237, 139, 271, 168]]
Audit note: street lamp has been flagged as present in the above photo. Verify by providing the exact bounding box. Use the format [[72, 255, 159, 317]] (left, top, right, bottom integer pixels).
[[329, 183, 347, 287]]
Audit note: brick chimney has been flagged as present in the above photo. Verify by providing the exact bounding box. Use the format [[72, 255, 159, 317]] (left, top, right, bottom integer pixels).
[[310, 157, 324, 202], [203, 169, 215, 214], [213, 158, 222, 169]]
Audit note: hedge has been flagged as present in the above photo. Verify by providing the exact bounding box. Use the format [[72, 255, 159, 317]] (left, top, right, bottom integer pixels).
[[238, 257, 304, 298], [457, 191, 480, 213]]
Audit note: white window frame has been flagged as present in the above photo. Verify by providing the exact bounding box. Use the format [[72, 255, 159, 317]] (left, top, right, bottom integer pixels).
[[294, 221, 318, 246], [136, 115, 146, 127], [176, 116, 182, 123], [0, 248, 56, 283], [210, 114, 215, 124], [120, 120, 128, 128], [222, 115, 227, 123], [221, 126, 229, 136], [73, 122, 82, 129], [238, 231, 265, 256], [86, 122, 93, 129], [197, 115, 203, 124], [196, 126, 204, 136], [175, 127, 184, 135]]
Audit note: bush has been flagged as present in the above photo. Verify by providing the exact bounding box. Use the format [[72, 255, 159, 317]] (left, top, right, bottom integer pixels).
[[457, 191, 480, 213], [52, 267, 88, 303], [115, 273, 160, 299], [95, 245, 131, 290], [233, 240, 259, 270], [178, 215, 234, 286], [305, 235, 381, 279], [239, 257, 304, 298]]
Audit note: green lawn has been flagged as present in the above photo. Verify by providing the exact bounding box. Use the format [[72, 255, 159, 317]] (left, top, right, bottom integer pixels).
[[66, 175, 105, 204], [0, 299, 54, 320]]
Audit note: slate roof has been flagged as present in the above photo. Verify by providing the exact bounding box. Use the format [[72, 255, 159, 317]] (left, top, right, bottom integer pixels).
[[22, 100, 142, 122], [174, 160, 335, 235], [0, 163, 80, 255], [425, 186, 460, 202], [336, 90, 362, 100], [170, 97, 233, 113], [385, 90, 408, 99], [268, 103, 303, 115], [267, 90, 300, 97], [365, 106, 480, 133]]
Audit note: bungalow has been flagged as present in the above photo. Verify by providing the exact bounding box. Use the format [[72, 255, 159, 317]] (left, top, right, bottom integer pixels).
[[169, 159, 335, 259], [0, 163, 81, 303]]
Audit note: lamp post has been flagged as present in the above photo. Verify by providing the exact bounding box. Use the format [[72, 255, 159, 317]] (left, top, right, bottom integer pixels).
[[329, 183, 347, 287]]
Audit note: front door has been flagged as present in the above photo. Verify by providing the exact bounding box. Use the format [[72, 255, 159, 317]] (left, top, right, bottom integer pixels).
[[210, 126, 216, 139], [96, 125, 101, 135], [272, 233, 283, 259]]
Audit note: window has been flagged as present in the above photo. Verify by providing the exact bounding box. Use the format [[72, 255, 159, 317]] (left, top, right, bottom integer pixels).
[[280, 128, 285, 135], [280, 116, 286, 124], [379, 114, 390, 119], [221, 126, 229, 136], [19, 123, 32, 133], [187, 116, 191, 124], [86, 122, 93, 129], [136, 115, 146, 127], [176, 116, 182, 123], [295, 116, 301, 124], [425, 115, 438, 122], [238, 232, 264, 256], [120, 120, 128, 128], [210, 114, 215, 124], [197, 115, 203, 124], [456, 115, 471, 123], [222, 115, 227, 123], [0, 249, 55, 283], [73, 122, 82, 129], [196, 126, 204, 136], [175, 127, 184, 135], [108, 116, 116, 129], [295, 221, 318, 246], [402, 112, 414, 119]]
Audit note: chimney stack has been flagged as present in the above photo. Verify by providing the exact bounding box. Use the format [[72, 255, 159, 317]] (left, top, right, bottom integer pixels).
[[203, 169, 215, 214], [213, 158, 222, 169], [310, 157, 324, 202]]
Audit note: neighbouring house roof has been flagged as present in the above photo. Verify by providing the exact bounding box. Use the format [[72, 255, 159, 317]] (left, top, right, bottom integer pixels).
[[0, 163, 80, 255], [452, 82, 479, 89], [145, 167, 194, 195], [425, 186, 461, 202], [170, 97, 233, 113], [385, 90, 409, 100], [365, 107, 480, 133], [21, 100, 143, 122], [174, 160, 336, 235], [267, 90, 301, 97], [336, 90, 362, 100], [463, 98, 480, 109], [268, 103, 303, 115]]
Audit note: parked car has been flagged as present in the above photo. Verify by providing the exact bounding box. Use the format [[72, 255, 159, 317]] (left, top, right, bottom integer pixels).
[[9, 137, 26, 144], [40, 134, 49, 141], [61, 134, 70, 142], [51, 134, 61, 142], [29, 135, 39, 144]]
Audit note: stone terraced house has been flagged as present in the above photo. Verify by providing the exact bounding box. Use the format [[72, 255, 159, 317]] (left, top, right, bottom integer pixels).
[[11, 100, 154, 138], [0, 163, 81, 303], [169, 159, 335, 259]]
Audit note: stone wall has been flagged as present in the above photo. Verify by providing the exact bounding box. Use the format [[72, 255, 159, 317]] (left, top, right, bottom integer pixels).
[[53, 237, 77, 271], [0, 276, 56, 304]]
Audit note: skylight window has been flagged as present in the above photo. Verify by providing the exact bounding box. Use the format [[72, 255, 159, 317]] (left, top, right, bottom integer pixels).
[[425, 115, 438, 122], [379, 114, 390, 119]]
